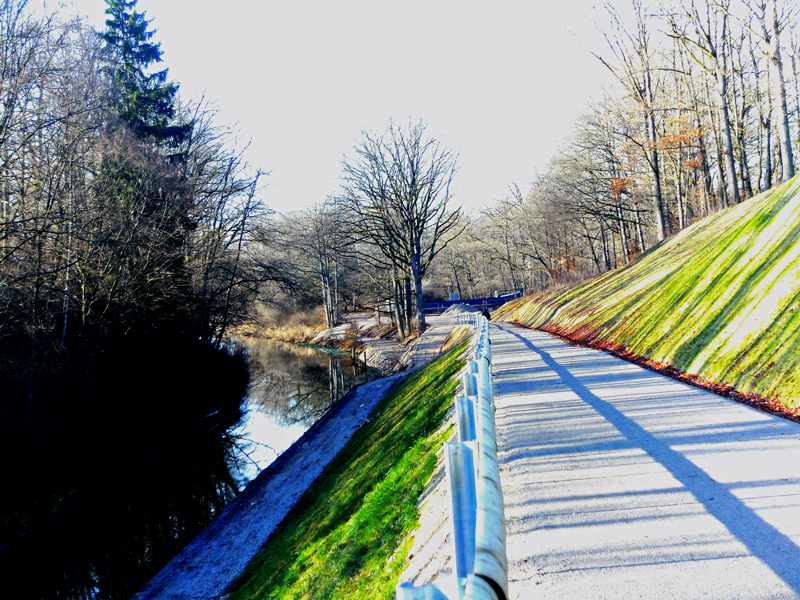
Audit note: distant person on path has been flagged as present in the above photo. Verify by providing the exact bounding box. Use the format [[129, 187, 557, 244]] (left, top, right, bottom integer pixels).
[[482, 307, 491, 321]]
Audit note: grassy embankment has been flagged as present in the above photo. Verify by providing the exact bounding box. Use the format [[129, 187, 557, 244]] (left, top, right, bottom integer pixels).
[[227, 340, 467, 600], [494, 175, 800, 415]]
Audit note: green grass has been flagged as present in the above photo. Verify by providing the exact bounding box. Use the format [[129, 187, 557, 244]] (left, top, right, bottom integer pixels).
[[227, 343, 467, 600], [494, 175, 800, 409]]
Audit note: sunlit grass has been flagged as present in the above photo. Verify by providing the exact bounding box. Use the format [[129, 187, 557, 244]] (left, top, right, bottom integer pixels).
[[494, 175, 800, 409], [441, 324, 474, 353], [227, 343, 466, 600]]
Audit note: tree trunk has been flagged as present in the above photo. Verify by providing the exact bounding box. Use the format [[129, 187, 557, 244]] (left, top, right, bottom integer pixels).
[[791, 44, 800, 127], [716, 69, 741, 204], [407, 259, 424, 335], [732, 54, 754, 200], [610, 223, 618, 269], [321, 271, 331, 328], [634, 204, 646, 252], [764, 115, 773, 189], [333, 258, 340, 325], [392, 266, 407, 339], [584, 220, 602, 274], [693, 107, 714, 213], [676, 170, 685, 230], [600, 220, 611, 271], [503, 232, 520, 291], [770, 0, 794, 180], [452, 263, 463, 299], [645, 104, 667, 241], [617, 203, 629, 264], [709, 104, 728, 208]]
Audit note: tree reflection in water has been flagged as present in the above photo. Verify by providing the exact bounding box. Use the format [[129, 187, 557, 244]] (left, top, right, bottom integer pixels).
[[2, 340, 374, 600], [244, 340, 377, 428], [5, 418, 242, 600], [226, 340, 379, 487], [1, 338, 248, 600]]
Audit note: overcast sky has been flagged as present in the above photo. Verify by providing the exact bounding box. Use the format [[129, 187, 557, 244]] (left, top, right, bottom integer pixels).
[[53, 0, 614, 214]]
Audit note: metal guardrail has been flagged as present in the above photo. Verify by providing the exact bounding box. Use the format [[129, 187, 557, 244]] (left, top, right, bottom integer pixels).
[[424, 291, 523, 314], [397, 316, 508, 600], [455, 312, 480, 326]]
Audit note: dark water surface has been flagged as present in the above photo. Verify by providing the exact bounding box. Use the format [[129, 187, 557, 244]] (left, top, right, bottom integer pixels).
[[3, 340, 375, 600]]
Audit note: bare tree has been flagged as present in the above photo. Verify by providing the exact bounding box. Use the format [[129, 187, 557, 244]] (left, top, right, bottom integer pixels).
[[283, 202, 350, 328], [751, 0, 795, 179], [670, 0, 741, 205], [341, 120, 461, 335], [595, 0, 669, 240]]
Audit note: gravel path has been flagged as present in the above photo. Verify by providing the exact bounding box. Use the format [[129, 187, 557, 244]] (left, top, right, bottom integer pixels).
[[492, 322, 800, 600]]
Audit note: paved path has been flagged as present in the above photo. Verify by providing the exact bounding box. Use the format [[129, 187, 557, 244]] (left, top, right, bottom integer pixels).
[[492, 323, 800, 600]]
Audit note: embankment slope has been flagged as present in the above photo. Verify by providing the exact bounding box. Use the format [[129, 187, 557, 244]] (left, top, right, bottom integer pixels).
[[227, 344, 466, 600], [494, 175, 800, 414]]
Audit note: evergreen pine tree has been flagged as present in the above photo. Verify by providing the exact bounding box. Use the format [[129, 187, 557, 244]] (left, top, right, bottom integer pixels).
[[101, 0, 191, 145]]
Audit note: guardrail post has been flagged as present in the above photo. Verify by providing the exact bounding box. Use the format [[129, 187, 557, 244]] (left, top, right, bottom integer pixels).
[[477, 360, 493, 408], [396, 314, 506, 600], [462, 371, 476, 397], [396, 582, 450, 600], [445, 441, 478, 588], [455, 395, 477, 443]]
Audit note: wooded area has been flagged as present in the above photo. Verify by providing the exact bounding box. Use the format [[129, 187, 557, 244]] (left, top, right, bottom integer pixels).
[[2, 0, 799, 596], [276, 0, 800, 328], [0, 0, 274, 562]]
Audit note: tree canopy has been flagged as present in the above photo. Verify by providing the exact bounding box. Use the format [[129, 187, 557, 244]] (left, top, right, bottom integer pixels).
[[101, 0, 190, 144]]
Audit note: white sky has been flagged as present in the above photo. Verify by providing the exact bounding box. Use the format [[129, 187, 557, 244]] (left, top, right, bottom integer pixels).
[[50, 0, 614, 214]]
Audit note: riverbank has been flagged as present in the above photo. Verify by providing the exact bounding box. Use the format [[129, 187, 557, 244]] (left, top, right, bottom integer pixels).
[[247, 311, 467, 374], [134, 371, 411, 600], [313, 312, 469, 373], [227, 342, 468, 599], [135, 312, 470, 599]]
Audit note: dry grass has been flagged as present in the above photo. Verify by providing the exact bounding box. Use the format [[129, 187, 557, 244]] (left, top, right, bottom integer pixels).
[[441, 324, 474, 353], [237, 306, 328, 344], [339, 322, 363, 353]]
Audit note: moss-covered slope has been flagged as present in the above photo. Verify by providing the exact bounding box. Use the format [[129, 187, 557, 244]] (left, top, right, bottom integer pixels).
[[494, 175, 800, 411]]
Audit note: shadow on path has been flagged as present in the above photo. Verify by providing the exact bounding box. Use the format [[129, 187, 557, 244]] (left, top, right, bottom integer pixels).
[[495, 323, 800, 594]]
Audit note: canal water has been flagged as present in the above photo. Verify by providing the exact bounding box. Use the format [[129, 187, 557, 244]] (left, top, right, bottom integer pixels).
[[228, 339, 378, 487], [5, 340, 377, 600]]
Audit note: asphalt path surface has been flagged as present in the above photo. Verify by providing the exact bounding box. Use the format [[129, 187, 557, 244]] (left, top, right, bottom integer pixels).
[[492, 322, 800, 600]]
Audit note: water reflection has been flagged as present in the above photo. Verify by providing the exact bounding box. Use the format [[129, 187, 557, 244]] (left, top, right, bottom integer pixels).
[[2, 339, 375, 600], [228, 339, 378, 487], [5, 422, 240, 600]]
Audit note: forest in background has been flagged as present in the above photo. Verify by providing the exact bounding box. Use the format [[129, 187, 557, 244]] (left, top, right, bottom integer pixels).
[[271, 0, 800, 340]]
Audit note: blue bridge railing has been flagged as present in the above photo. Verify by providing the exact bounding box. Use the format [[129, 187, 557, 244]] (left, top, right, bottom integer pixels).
[[423, 291, 522, 315]]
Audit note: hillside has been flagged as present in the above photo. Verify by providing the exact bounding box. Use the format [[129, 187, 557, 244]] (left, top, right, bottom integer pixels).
[[493, 175, 800, 415]]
